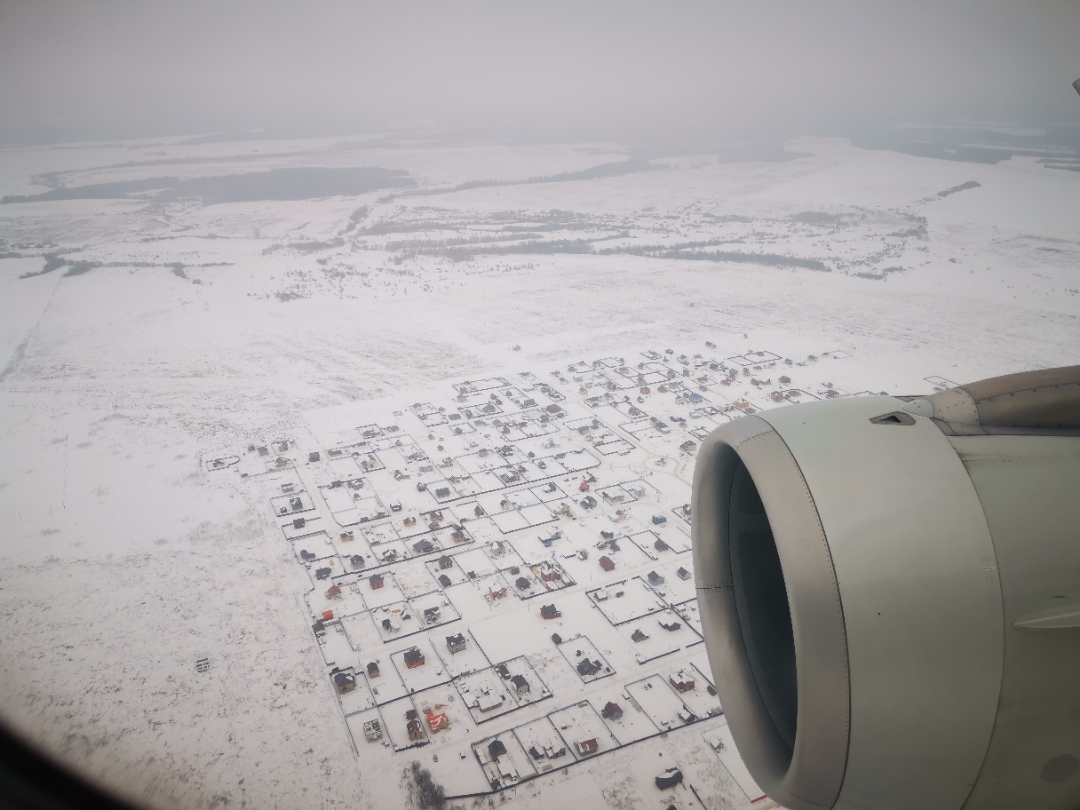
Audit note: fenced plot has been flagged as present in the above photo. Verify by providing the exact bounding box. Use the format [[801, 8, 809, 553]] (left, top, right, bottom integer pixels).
[[587, 577, 668, 626], [615, 619, 682, 665], [335, 667, 376, 715], [587, 686, 660, 745], [290, 531, 337, 563], [455, 665, 521, 724], [308, 574, 367, 620], [391, 638, 450, 694], [512, 717, 572, 773], [282, 515, 325, 540], [270, 490, 315, 516], [547, 701, 619, 760], [432, 629, 489, 678], [625, 674, 697, 731], [380, 696, 429, 751], [557, 635, 615, 684], [658, 662, 722, 720], [473, 730, 536, 790]]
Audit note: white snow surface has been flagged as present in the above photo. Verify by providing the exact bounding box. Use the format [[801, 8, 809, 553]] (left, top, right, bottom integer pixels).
[[0, 134, 1077, 810]]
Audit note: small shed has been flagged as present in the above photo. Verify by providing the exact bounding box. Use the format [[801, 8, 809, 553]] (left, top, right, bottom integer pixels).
[[551, 633, 563, 645]]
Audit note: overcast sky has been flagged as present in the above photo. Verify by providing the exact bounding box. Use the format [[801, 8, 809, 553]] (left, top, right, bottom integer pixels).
[[1, 0, 1078, 145]]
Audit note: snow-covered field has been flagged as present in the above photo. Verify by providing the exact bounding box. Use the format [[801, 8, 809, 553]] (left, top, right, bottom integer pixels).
[[0, 133, 1077, 810]]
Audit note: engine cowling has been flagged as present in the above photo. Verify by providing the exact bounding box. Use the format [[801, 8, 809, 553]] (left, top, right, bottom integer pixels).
[[691, 366, 1080, 810]]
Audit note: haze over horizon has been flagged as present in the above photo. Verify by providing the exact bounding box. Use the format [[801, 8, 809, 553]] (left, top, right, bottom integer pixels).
[[2, 0, 1079, 147]]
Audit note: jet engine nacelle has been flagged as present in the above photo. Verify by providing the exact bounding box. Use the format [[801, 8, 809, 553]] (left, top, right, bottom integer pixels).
[[691, 366, 1080, 810]]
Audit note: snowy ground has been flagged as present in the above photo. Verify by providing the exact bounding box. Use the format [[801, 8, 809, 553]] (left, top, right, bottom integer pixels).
[[0, 132, 1077, 810]]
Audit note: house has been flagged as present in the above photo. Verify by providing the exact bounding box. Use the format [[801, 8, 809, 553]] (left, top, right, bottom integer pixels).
[[438, 555, 453, 570], [325, 584, 342, 600], [413, 539, 435, 554], [670, 669, 695, 692], [600, 530, 614, 540], [333, 670, 356, 694], [289, 496, 303, 511], [489, 540, 507, 557], [366, 661, 380, 678], [602, 701, 623, 720], [599, 556, 615, 572], [538, 561, 561, 582], [581, 495, 598, 510], [446, 633, 467, 654], [438, 574, 452, 588], [473, 685, 505, 713], [579, 480, 590, 492], [293, 517, 306, 529], [369, 573, 384, 590], [300, 549, 316, 561], [363, 719, 383, 742], [551, 633, 563, 645], [308, 452, 320, 463], [403, 516, 417, 527], [426, 709, 449, 733], [435, 487, 450, 498], [576, 738, 599, 756], [647, 571, 665, 586], [654, 538, 670, 552], [659, 619, 682, 632], [510, 674, 530, 697], [340, 531, 353, 542], [655, 768, 683, 790], [488, 739, 508, 761], [515, 576, 532, 591], [576, 658, 602, 677], [404, 648, 425, 669], [451, 527, 467, 543], [315, 567, 331, 580], [350, 554, 364, 568], [423, 606, 441, 624], [312, 620, 327, 638], [677, 567, 691, 581], [406, 716, 425, 742], [631, 628, 649, 643], [540, 604, 561, 620]]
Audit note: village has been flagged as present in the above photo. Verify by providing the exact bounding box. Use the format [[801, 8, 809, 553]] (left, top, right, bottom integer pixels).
[[203, 342, 914, 806]]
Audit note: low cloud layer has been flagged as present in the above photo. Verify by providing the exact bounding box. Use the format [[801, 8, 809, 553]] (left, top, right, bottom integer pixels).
[[2, 0, 1078, 144]]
